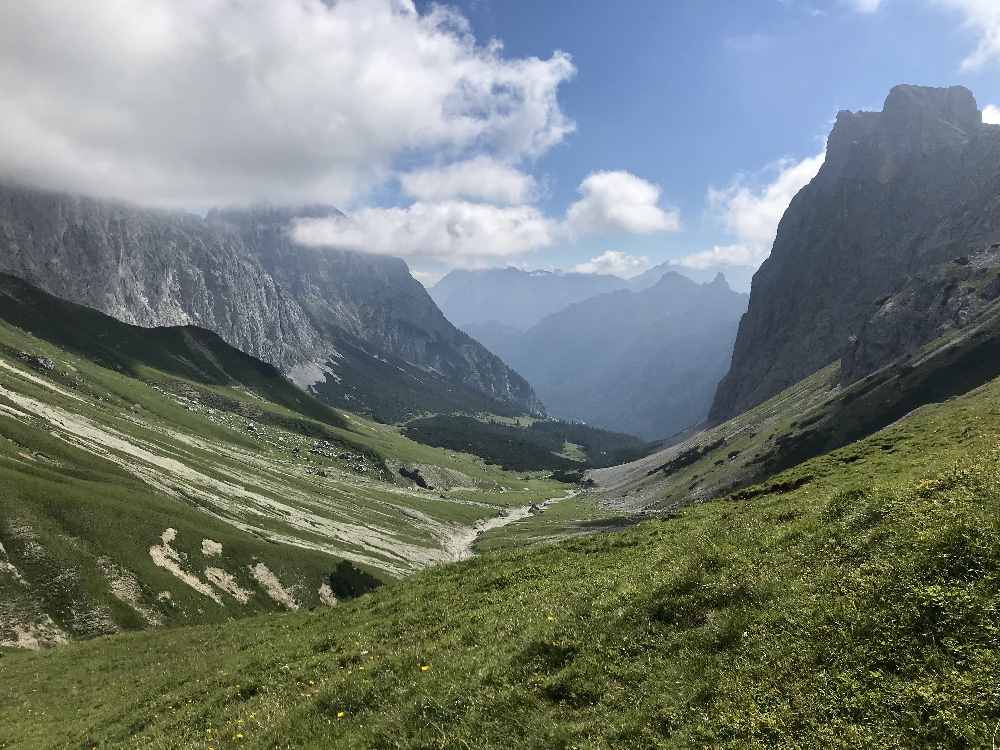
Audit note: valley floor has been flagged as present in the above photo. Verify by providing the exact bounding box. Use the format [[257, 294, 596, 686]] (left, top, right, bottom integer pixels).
[[5, 350, 1000, 748]]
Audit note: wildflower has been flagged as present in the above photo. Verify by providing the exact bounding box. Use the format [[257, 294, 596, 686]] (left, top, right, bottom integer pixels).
[[420, 664, 430, 672], [546, 615, 556, 622], [337, 711, 346, 719]]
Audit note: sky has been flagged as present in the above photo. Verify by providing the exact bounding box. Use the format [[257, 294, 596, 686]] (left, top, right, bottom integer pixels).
[[1, 1, 999, 289]]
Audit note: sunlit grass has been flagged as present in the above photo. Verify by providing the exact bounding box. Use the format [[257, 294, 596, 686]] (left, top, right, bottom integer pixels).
[[5, 370, 1000, 747]]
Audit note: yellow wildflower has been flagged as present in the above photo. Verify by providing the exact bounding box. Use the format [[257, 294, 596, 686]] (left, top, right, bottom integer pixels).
[[337, 711, 346, 719], [420, 664, 430, 672]]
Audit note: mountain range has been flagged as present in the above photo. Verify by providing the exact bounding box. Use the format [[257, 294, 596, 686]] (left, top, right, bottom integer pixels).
[[431, 260, 749, 336], [0, 185, 541, 422], [467, 272, 748, 438], [431, 267, 633, 332]]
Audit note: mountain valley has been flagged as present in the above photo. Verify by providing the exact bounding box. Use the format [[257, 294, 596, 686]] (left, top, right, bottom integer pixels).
[[472, 271, 748, 438], [3, 64, 1000, 750]]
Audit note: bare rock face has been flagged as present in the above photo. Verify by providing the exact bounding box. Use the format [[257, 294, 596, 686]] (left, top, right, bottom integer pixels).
[[0, 185, 541, 421], [710, 85, 1000, 422]]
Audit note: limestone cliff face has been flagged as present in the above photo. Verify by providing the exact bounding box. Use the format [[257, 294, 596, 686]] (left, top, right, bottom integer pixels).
[[0, 185, 541, 420], [710, 85, 1000, 422]]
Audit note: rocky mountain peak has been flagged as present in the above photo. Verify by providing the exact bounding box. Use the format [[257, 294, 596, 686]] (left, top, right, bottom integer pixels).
[[710, 84, 1000, 423], [707, 272, 730, 290], [825, 85, 982, 183], [882, 84, 980, 133]]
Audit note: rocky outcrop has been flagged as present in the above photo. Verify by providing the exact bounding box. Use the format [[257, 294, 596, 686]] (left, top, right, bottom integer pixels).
[[842, 248, 1000, 380], [0, 184, 541, 420], [711, 85, 1000, 422]]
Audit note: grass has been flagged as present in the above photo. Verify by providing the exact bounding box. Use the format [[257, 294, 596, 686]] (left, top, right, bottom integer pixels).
[[0, 278, 567, 645], [5, 352, 1000, 747], [473, 490, 623, 552]]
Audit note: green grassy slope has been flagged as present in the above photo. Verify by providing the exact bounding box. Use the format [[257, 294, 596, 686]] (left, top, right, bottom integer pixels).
[[0, 276, 566, 647], [5, 356, 1000, 747], [0, 274, 347, 429], [595, 290, 1000, 513]]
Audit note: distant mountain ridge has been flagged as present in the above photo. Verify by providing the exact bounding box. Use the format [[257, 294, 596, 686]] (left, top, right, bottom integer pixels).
[[473, 272, 748, 439], [711, 84, 1000, 422], [431, 267, 630, 331], [431, 262, 752, 339], [0, 183, 541, 421]]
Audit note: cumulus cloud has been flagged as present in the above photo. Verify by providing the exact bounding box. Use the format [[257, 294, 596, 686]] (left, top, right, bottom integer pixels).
[[293, 201, 554, 261], [932, 1, 1000, 70], [399, 157, 538, 205], [983, 105, 1000, 124], [565, 171, 681, 236], [297, 169, 677, 264], [678, 151, 825, 270], [677, 244, 764, 270], [572, 251, 651, 278], [0, 0, 575, 208]]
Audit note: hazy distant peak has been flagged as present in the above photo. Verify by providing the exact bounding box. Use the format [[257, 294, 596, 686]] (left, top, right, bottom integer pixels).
[[652, 270, 695, 286], [707, 272, 730, 289]]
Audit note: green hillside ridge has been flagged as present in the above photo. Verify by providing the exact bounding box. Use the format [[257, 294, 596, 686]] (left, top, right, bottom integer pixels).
[[4, 348, 1000, 747], [0, 275, 566, 647]]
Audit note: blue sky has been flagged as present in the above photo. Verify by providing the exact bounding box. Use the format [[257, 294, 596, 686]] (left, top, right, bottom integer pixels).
[[2, 1, 999, 289], [400, 0, 1000, 285]]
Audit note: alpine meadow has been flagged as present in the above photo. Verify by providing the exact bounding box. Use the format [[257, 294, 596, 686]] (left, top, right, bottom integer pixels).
[[3, 2, 1000, 748]]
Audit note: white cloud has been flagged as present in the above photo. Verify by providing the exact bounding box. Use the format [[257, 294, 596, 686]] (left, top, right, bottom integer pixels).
[[679, 151, 825, 270], [983, 104, 1000, 124], [293, 201, 555, 262], [399, 157, 538, 205], [711, 152, 826, 250], [297, 169, 676, 266], [565, 171, 681, 236], [847, 0, 882, 12], [677, 244, 763, 270], [933, 1, 1000, 70], [572, 251, 651, 278], [0, 0, 575, 208]]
